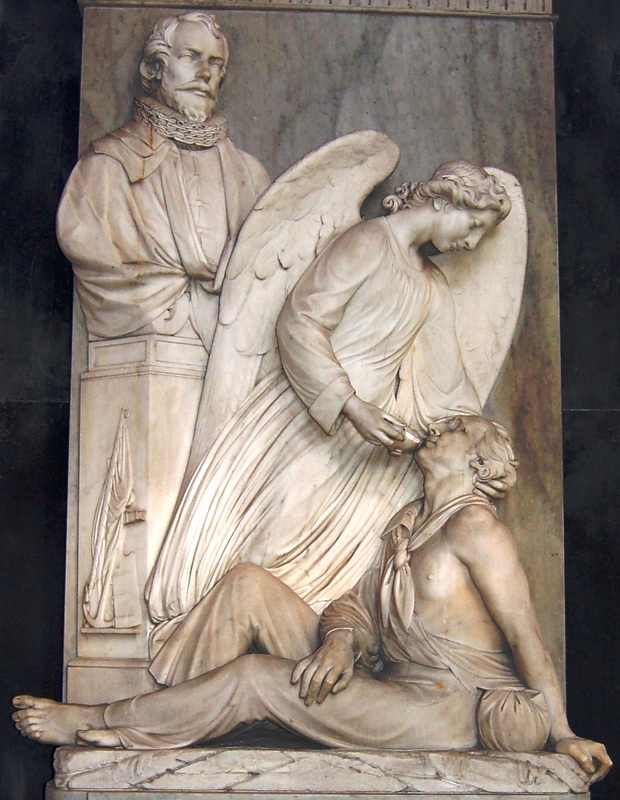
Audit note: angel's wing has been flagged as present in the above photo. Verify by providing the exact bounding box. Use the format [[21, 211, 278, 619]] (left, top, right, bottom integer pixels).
[[429, 168, 528, 408], [186, 131, 400, 477]]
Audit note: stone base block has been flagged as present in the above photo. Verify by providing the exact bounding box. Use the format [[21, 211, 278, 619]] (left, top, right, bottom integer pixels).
[[50, 747, 590, 796], [46, 791, 590, 800], [66, 659, 157, 705]]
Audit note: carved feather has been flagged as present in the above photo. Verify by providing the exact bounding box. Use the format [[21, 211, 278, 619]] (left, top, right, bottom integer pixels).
[[430, 168, 528, 408]]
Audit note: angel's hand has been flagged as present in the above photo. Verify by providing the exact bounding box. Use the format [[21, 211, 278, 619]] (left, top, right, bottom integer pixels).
[[343, 395, 406, 450], [555, 737, 612, 783], [387, 427, 422, 456], [290, 630, 355, 706]]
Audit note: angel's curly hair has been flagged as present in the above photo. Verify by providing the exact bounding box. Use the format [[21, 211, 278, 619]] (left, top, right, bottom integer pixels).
[[470, 421, 518, 501], [383, 160, 511, 221], [139, 12, 229, 95]]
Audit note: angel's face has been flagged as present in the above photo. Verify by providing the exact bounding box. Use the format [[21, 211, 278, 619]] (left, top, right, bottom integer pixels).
[[430, 207, 498, 254]]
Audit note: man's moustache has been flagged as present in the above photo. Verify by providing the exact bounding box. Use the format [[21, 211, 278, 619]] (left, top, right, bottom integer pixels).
[[177, 83, 215, 98]]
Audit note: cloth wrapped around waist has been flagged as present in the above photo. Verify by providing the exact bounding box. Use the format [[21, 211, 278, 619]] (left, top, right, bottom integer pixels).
[[380, 660, 550, 751], [380, 660, 466, 690]]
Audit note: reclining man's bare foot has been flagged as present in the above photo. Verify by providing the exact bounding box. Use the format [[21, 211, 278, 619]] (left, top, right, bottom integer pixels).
[[12, 695, 106, 745]]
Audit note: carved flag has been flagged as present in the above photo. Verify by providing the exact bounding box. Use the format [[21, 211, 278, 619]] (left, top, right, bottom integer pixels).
[[83, 409, 141, 629]]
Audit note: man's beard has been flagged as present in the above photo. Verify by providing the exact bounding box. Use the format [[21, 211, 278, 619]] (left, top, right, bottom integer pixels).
[[158, 82, 217, 124]]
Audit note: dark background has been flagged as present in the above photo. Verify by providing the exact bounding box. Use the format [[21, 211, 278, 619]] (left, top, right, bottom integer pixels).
[[0, 1, 618, 798]]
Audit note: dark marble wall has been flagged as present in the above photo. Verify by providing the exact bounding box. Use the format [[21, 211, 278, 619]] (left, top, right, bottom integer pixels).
[[0, 0, 617, 798]]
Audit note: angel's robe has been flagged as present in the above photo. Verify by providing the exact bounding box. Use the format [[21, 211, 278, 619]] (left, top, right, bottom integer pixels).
[[146, 217, 482, 646], [56, 117, 270, 346]]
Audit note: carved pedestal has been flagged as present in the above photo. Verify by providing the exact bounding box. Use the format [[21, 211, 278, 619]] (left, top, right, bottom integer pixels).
[[67, 333, 206, 703]]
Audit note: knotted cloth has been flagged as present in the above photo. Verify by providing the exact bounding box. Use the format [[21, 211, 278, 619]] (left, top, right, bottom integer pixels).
[[380, 494, 495, 628]]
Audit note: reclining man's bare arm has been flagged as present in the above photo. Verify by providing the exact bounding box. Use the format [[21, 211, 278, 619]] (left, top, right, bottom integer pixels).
[[449, 506, 611, 782]]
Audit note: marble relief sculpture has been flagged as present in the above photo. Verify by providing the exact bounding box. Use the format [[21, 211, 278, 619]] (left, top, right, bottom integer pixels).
[[55, 10, 530, 653], [12, 415, 611, 781], [145, 151, 528, 661], [15, 7, 612, 794]]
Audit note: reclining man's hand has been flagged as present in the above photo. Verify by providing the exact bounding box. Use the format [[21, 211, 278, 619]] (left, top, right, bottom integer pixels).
[[555, 737, 612, 783], [291, 629, 356, 706]]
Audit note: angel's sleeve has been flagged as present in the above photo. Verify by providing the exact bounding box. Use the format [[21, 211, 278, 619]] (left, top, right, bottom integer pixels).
[[276, 223, 386, 435], [399, 268, 483, 434]]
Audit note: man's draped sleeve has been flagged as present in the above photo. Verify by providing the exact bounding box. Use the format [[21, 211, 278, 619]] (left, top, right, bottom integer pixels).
[[276, 225, 387, 435], [57, 148, 190, 339], [57, 131, 270, 341], [319, 552, 384, 671]]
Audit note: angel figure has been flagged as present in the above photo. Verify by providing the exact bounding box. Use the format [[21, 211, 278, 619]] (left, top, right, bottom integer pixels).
[[145, 133, 527, 680]]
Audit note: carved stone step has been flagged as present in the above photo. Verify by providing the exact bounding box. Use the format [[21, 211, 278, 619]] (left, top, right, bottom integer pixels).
[[51, 747, 589, 796]]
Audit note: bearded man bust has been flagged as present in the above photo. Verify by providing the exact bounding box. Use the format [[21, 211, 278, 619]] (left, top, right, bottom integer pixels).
[[57, 11, 270, 349]]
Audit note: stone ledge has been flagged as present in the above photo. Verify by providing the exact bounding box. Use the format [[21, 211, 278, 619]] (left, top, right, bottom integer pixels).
[[78, 0, 554, 20], [53, 747, 590, 795]]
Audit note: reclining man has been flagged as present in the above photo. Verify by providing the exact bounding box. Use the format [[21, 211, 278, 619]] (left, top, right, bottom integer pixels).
[[13, 415, 611, 781]]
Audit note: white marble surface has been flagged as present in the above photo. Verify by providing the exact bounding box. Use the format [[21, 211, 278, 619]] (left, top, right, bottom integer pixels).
[[53, 747, 589, 794], [46, 790, 588, 800], [71, 8, 563, 681], [41, 8, 585, 798]]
